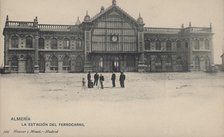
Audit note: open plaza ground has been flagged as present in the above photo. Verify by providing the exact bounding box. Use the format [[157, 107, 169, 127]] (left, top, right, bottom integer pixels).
[[1, 72, 224, 137]]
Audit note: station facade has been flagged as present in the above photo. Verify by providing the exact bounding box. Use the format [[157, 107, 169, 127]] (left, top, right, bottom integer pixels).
[[3, 0, 214, 73]]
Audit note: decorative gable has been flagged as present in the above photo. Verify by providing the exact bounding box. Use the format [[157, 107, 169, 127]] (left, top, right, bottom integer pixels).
[[90, 5, 139, 27]]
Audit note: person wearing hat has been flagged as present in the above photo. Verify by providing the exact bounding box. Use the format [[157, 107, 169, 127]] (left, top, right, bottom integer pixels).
[[111, 72, 116, 87], [87, 72, 91, 88], [119, 72, 126, 88], [99, 74, 105, 89]]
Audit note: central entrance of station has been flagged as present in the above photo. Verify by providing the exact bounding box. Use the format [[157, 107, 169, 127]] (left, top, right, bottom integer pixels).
[[91, 53, 138, 72]]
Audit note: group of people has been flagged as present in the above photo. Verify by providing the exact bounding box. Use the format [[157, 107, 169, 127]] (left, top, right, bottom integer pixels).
[[82, 72, 126, 89]]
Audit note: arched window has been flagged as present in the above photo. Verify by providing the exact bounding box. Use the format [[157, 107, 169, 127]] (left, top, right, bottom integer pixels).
[[26, 36, 33, 48], [176, 40, 181, 50], [194, 39, 200, 50], [11, 56, 18, 71], [76, 39, 82, 50], [62, 55, 71, 71], [166, 40, 172, 51], [11, 36, 19, 48], [205, 39, 210, 50], [50, 55, 58, 71], [145, 40, 151, 50], [156, 40, 161, 50], [63, 38, 70, 49], [38, 38, 45, 49], [51, 38, 57, 49]]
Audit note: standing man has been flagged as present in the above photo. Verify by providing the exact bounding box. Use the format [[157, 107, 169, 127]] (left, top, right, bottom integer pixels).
[[87, 72, 91, 88], [94, 72, 99, 86], [99, 74, 104, 89], [119, 72, 126, 88], [111, 72, 116, 87]]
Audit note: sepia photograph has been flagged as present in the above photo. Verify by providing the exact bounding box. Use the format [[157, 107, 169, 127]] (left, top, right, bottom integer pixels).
[[0, 0, 224, 136]]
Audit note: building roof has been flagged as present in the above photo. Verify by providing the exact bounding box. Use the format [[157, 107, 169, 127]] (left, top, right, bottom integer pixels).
[[90, 2, 138, 25], [3, 0, 213, 34]]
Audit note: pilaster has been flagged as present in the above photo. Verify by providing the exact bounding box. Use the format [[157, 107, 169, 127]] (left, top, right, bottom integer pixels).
[[137, 32, 146, 72], [4, 34, 10, 73], [84, 29, 93, 72], [34, 35, 39, 73]]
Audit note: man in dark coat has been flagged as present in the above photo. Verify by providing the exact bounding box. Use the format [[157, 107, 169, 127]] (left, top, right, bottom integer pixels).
[[94, 72, 99, 86], [119, 72, 126, 88], [99, 74, 104, 89], [87, 72, 91, 88], [111, 72, 116, 87]]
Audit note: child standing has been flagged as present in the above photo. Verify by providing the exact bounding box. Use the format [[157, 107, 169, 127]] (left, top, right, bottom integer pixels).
[[82, 78, 86, 90]]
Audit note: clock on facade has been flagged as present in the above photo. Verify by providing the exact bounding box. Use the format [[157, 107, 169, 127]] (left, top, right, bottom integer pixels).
[[111, 35, 119, 42]]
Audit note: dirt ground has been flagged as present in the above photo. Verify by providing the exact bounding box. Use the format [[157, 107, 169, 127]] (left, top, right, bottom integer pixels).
[[1, 72, 224, 137]]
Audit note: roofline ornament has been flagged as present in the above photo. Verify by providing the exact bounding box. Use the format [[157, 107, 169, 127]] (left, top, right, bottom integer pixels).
[[112, 0, 117, 6]]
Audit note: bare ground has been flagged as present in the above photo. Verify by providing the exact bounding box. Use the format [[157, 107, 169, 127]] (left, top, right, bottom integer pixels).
[[1, 72, 224, 137]]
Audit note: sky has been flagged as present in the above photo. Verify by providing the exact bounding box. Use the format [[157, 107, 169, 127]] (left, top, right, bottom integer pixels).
[[0, 0, 223, 65]]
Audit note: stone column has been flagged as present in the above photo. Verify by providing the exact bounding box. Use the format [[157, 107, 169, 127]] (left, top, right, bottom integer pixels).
[[34, 35, 39, 73]]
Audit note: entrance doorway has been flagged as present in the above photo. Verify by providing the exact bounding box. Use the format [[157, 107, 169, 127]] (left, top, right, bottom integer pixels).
[[74, 56, 83, 72], [112, 57, 120, 72], [26, 55, 34, 73], [39, 56, 45, 73]]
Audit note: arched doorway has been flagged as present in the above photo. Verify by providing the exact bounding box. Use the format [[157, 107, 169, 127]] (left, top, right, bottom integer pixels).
[[62, 55, 71, 72], [205, 56, 210, 70], [155, 56, 162, 72], [194, 56, 200, 71], [112, 57, 120, 72], [176, 56, 183, 71], [50, 55, 58, 72], [96, 57, 104, 72], [145, 55, 151, 72], [26, 55, 34, 73], [74, 56, 83, 72], [11, 56, 18, 72], [39, 56, 45, 73], [166, 55, 173, 71]]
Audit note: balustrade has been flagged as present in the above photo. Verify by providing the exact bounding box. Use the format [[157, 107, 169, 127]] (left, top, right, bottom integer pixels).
[[38, 24, 72, 31], [7, 21, 34, 28], [6, 21, 77, 31], [144, 27, 211, 34], [144, 27, 181, 34]]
